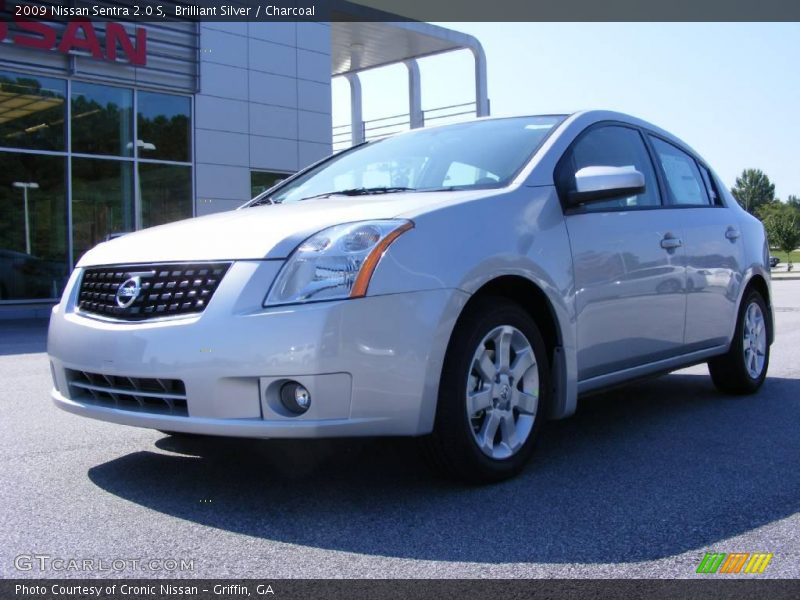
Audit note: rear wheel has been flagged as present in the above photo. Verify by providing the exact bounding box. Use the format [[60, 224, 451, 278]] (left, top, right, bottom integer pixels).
[[708, 289, 770, 394], [423, 297, 550, 483]]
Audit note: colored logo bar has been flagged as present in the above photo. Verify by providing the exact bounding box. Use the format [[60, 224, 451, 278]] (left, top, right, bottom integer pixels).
[[696, 552, 773, 574]]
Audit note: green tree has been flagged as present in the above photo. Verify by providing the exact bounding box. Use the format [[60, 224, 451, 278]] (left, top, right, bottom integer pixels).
[[763, 210, 800, 270], [787, 194, 800, 208], [731, 169, 776, 214], [756, 199, 800, 223]]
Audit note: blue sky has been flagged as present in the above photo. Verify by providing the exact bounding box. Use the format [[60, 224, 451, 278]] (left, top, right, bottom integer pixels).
[[332, 23, 800, 199]]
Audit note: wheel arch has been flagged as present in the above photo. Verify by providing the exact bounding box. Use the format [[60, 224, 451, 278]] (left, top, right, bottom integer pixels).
[[442, 274, 575, 421], [464, 275, 562, 361], [742, 273, 774, 345]]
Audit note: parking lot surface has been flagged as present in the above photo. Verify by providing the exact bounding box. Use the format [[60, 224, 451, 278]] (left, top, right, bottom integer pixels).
[[1, 281, 798, 579]]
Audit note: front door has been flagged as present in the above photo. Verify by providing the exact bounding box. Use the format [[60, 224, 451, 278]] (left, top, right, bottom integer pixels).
[[558, 124, 687, 380]]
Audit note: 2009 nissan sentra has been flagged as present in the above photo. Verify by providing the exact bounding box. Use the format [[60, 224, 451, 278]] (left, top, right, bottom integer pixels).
[[48, 111, 774, 482]]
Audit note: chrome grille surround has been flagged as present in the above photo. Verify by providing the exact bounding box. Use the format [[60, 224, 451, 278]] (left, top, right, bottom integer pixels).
[[77, 262, 231, 321]]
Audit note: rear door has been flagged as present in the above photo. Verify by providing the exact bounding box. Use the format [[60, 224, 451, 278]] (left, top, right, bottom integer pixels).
[[558, 124, 688, 381], [647, 135, 744, 348]]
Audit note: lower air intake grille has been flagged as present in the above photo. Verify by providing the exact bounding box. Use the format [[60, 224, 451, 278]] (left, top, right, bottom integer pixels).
[[66, 370, 188, 416], [78, 262, 231, 321]]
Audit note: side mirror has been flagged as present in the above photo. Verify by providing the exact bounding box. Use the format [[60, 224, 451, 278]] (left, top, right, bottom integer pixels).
[[569, 165, 645, 205]]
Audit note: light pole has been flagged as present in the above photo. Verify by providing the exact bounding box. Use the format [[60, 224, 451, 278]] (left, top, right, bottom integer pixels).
[[12, 181, 39, 255]]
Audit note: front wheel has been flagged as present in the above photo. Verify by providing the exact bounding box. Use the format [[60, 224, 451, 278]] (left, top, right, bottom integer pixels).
[[423, 297, 550, 483], [708, 289, 770, 394]]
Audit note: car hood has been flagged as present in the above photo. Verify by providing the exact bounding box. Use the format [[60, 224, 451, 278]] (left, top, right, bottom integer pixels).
[[76, 190, 492, 267]]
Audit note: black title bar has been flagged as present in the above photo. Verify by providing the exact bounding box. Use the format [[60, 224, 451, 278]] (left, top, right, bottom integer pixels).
[[4, 0, 800, 22], [4, 579, 800, 600]]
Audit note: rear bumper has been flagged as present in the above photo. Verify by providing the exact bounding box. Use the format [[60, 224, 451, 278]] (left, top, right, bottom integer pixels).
[[48, 262, 468, 437]]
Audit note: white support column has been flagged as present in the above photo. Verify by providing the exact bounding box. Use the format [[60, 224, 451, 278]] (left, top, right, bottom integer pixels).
[[471, 46, 490, 117], [405, 59, 424, 129], [344, 73, 365, 145]]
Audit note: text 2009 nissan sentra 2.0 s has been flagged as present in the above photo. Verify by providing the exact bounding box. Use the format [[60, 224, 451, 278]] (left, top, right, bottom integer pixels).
[[48, 111, 773, 482]]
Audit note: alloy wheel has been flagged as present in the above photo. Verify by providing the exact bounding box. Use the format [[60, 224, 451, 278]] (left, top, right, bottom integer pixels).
[[743, 301, 767, 379], [465, 325, 539, 460]]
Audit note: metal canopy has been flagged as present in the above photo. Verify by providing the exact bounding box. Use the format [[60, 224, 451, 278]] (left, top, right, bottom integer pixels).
[[331, 21, 478, 75], [330, 20, 489, 147]]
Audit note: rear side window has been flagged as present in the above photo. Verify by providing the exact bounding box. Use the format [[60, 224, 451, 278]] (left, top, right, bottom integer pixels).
[[556, 125, 661, 210], [697, 164, 721, 206], [649, 137, 711, 206]]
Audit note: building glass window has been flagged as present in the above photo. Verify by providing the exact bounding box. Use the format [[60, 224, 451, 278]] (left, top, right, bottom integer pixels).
[[251, 171, 290, 198], [71, 81, 133, 157], [139, 164, 193, 228], [71, 158, 134, 263], [0, 69, 194, 304], [0, 71, 66, 151], [137, 91, 191, 162], [0, 152, 68, 300]]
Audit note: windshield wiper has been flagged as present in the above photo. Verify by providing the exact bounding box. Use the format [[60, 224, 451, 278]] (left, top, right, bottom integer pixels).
[[342, 186, 416, 195], [298, 186, 416, 201], [249, 186, 415, 207]]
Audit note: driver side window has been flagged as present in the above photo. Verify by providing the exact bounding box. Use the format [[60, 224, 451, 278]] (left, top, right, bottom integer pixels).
[[557, 125, 662, 210]]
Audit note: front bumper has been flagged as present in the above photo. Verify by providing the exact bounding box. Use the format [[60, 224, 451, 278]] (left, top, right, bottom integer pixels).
[[48, 261, 467, 438]]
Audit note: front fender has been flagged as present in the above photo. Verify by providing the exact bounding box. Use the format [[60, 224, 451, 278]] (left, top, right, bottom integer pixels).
[[368, 185, 579, 420]]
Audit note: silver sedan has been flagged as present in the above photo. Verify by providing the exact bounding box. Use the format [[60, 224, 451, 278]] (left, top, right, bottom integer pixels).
[[48, 111, 773, 482]]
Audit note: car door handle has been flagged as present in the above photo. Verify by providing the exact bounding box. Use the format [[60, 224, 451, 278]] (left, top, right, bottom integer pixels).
[[660, 234, 683, 250], [725, 227, 741, 241]]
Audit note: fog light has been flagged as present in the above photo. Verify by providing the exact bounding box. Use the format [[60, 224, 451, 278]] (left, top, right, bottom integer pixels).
[[280, 381, 311, 414]]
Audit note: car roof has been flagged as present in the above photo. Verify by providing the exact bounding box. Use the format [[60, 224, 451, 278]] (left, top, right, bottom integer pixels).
[[375, 110, 703, 164], [566, 110, 703, 159]]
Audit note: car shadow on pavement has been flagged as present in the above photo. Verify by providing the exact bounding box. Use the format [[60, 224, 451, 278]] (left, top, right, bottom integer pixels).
[[88, 373, 800, 564]]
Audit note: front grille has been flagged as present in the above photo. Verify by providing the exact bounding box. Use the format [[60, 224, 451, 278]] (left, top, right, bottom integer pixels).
[[78, 262, 231, 321], [66, 370, 188, 416]]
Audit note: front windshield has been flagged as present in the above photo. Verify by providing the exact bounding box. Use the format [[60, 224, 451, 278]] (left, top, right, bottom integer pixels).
[[255, 115, 565, 205]]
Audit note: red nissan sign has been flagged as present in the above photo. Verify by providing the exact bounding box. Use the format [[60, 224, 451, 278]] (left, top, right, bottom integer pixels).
[[0, 1, 147, 66]]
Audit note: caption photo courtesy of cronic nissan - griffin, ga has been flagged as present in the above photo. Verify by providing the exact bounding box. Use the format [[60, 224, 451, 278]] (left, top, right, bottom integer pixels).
[[47, 110, 773, 483]]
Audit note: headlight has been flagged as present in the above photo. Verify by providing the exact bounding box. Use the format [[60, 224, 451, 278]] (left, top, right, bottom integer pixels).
[[264, 220, 414, 306]]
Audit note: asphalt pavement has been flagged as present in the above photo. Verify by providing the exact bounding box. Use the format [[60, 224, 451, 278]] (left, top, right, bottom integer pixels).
[[1, 282, 798, 579]]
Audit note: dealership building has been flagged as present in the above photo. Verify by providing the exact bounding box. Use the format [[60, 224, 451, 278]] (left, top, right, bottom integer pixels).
[[0, 12, 487, 316]]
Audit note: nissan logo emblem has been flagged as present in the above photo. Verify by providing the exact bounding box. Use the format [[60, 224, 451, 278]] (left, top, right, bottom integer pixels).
[[115, 276, 142, 308]]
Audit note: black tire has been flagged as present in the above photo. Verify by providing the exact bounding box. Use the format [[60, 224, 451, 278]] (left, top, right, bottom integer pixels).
[[708, 289, 770, 394], [422, 297, 550, 484]]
